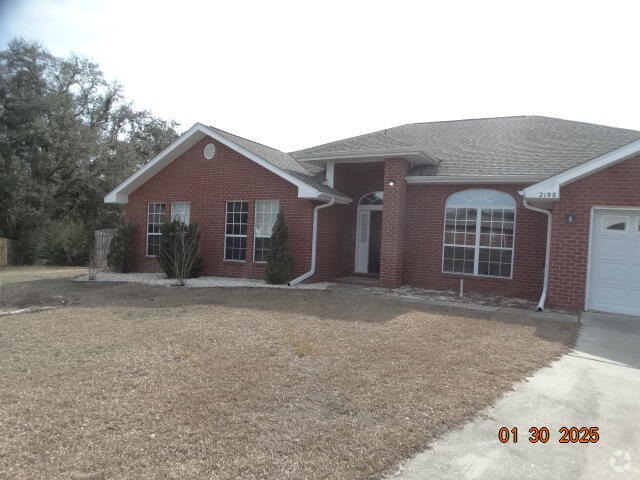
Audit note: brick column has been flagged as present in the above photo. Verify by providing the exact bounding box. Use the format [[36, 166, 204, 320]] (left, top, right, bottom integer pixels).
[[379, 158, 409, 288]]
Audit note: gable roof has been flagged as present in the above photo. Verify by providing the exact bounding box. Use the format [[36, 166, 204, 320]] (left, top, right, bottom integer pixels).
[[521, 137, 640, 199], [207, 126, 347, 198], [105, 123, 351, 204], [291, 116, 640, 178]]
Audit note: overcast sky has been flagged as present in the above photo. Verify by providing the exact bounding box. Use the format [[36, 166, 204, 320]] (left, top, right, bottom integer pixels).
[[1, 0, 639, 151]]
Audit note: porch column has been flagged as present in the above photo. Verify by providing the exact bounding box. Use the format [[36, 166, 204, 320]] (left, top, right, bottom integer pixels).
[[380, 158, 409, 288]]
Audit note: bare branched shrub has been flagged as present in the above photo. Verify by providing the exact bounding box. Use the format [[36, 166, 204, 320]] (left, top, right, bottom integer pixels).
[[157, 221, 203, 286], [88, 250, 99, 281], [172, 226, 200, 287]]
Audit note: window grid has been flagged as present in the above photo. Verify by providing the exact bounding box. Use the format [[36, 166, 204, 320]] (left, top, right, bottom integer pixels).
[[443, 203, 515, 278], [253, 200, 280, 263], [147, 203, 165, 256], [224, 201, 248, 261], [171, 202, 190, 224]]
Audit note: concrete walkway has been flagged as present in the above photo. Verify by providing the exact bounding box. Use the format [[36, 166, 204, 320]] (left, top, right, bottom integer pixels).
[[388, 311, 640, 480]]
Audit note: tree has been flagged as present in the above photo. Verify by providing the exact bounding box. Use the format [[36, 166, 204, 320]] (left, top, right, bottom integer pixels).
[[0, 38, 179, 264], [157, 221, 204, 285], [265, 212, 295, 284]]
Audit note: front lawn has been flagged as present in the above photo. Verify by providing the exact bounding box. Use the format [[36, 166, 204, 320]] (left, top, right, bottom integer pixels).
[[0, 274, 577, 479]]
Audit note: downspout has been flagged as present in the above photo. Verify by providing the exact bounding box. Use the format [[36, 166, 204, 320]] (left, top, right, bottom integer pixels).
[[522, 198, 553, 311], [288, 198, 335, 286]]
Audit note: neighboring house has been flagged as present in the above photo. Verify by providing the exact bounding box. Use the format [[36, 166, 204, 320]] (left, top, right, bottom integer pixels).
[[105, 116, 640, 315]]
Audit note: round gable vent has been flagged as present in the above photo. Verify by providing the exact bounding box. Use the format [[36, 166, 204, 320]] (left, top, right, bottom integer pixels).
[[203, 143, 216, 160]]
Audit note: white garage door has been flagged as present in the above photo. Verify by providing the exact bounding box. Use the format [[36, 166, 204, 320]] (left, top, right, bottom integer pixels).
[[587, 209, 640, 315]]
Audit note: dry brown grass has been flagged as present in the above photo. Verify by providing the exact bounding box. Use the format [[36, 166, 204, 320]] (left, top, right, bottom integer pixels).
[[0, 277, 578, 480], [0, 265, 85, 285]]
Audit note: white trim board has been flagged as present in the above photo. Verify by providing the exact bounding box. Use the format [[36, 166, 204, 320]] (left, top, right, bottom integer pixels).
[[104, 123, 351, 205], [520, 139, 640, 199], [407, 174, 545, 184]]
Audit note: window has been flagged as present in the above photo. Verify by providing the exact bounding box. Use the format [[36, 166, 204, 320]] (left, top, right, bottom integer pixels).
[[171, 202, 190, 224], [602, 215, 628, 232], [359, 191, 384, 206], [147, 203, 165, 256], [254, 200, 280, 262], [443, 189, 516, 278], [225, 201, 248, 261]]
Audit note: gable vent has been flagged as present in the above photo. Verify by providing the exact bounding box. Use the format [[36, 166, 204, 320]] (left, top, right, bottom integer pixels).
[[203, 143, 216, 160]]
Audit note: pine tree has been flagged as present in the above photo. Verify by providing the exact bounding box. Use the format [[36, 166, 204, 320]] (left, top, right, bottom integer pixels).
[[266, 212, 295, 284]]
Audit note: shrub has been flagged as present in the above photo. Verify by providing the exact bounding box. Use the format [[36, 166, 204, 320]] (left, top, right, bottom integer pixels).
[[157, 220, 204, 284], [265, 212, 295, 284], [107, 224, 135, 273], [40, 220, 91, 266]]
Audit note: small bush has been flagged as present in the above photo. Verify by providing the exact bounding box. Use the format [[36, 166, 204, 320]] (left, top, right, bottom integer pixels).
[[266, 212, 295, 284], [107, 224, 135, 273], [157, 220, 204, 283]]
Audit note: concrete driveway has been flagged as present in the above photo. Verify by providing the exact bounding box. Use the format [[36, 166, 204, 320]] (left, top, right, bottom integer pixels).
[[389, 311, 640, 480]]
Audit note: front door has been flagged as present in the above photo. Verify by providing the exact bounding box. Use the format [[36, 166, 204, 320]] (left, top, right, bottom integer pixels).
[[368, 210, 382, 274], [355, 208, 383, 274]]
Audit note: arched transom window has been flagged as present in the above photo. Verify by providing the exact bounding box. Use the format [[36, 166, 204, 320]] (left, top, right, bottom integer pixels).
[[443, 189, 516, 278], [359, 191, 384, 206]]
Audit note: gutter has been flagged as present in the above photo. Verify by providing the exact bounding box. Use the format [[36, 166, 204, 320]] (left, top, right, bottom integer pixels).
[[522, 198, 553, 311], [288, 199, 335, 286]]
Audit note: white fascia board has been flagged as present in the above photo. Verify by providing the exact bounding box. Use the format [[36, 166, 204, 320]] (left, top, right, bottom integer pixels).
[[104, 123, 205, 203], [406, 174, 545, 184], [104, 123, 345, 204], [521, 139, 640, 199], [295, 150, 435, 165]]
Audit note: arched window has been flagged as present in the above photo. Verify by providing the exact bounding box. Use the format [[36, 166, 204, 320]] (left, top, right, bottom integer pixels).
[[359, 191, 384, 206], [443, 189, 516, 278]]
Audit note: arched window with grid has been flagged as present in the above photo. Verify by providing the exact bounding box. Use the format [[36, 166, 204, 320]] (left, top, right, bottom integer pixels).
[[442, 189, 516, 278]]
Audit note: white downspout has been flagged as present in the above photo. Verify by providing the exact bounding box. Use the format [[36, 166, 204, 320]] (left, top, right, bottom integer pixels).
[[522, 198, 553, 311], [288, 198, 335, 286]]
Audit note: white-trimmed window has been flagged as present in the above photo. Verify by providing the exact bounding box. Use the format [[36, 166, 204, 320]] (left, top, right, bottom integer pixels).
[[225, 201, 248, 261], [442, 189, 516, 278], [601, 215, 628, 232], [171, 202, 190, 224], [254, 200, 280, 262], [147, 203, 165, 256]]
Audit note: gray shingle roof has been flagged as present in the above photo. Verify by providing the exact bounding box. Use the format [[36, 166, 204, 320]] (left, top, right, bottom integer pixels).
[[291, 116, 640, 177], [209, 126, 349, 198]]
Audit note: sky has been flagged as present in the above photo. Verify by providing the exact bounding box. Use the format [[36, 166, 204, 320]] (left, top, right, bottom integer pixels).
[[1, 0, 640, 152]]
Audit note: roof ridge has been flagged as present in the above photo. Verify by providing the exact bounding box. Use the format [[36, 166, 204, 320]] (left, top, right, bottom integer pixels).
[[404, 115, 529, 127], [522, 116, 640, 134]]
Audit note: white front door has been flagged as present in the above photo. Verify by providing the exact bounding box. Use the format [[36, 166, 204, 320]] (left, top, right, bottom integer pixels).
[[587, 209, 640, 316]]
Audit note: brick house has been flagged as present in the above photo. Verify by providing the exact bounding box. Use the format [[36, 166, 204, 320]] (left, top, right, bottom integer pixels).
[[105, 116, 640, 315]]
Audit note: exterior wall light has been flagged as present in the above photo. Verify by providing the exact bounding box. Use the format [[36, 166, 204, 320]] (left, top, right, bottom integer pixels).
[[388, 179, 395, 187]]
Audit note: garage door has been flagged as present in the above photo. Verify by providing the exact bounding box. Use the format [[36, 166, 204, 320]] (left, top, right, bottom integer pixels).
[[587, 209, 640, 315]]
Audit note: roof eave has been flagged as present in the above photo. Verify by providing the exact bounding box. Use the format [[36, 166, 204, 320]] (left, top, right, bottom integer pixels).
[[293, 149, 436, 166], [105, 123, 346, 204], [520, 139, 640, 199], [406, 174, 546, 185]]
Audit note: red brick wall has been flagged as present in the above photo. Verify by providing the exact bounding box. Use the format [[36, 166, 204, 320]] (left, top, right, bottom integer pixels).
[[315, 163, 385, 279], [380, 159, 409, 287], [403, 183, 548, 300], [547, 155, 640, 311], [126, 137, 317, 279]]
